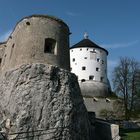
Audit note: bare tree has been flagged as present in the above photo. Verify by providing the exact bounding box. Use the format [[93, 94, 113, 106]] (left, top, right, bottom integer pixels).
[[112, 57, 140, 120]]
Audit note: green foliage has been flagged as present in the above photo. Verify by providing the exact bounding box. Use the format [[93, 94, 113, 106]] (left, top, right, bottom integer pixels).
[[120, 129, 140, 140]]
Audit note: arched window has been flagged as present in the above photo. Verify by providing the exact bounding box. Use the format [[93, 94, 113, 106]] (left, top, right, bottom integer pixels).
[[44, 38, 56, 54]]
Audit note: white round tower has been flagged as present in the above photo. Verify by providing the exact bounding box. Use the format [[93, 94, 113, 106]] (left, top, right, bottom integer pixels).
[[70, 34, 110, 97]]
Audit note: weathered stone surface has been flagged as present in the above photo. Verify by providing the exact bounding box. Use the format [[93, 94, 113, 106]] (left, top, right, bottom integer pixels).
[[0, 64, 91, 140], [1, 15, 70, 73]]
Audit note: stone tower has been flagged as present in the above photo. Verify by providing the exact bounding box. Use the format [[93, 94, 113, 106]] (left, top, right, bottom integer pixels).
[[0, 15, 70, 73], [70, 33, 110, 97]]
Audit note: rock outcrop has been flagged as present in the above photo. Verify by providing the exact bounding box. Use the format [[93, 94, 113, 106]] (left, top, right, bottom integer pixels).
[[0, 64, 91, 140]]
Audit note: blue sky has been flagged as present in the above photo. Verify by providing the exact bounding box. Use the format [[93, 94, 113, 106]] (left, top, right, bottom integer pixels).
[[0, 0, 140, 84]]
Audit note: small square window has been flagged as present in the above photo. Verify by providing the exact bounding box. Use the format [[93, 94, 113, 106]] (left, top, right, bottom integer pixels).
[[82, 66, 86, 70], [102, 60, 104, 64], [72, 58, 75, 62], [96, 67, 100, 71], [44, 38, 56, 54], [71, 50, 73, 52], [81, 79, 86, 82], [100, 77, 104, 82], [87, 48, 88, 51], [89, 75, 94, 80], [80, 49, 82, 51], [84, 57, 87, 59], [97, 58, 100, 62]]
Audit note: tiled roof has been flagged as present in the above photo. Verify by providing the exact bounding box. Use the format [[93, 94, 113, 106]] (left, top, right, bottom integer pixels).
[[70, 38, 108, 55]]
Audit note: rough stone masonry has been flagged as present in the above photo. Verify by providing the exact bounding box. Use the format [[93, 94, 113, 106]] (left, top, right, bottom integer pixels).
[[0, 63, 92, 140]]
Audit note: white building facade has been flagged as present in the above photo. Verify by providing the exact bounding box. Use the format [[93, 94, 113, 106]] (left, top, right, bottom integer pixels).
[[70, 34, 110, 97]]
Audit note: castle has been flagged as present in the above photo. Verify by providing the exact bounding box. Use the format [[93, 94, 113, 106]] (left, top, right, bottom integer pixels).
[[70, 33, 110, 97], [0, 14, 112, 118], [0, 14, 120, 140]]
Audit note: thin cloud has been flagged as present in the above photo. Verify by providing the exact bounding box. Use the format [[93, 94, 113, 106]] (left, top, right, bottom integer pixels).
[[66, 11, 80, 17], [0, 30, 12, 42], [101, 40, 139, 49]]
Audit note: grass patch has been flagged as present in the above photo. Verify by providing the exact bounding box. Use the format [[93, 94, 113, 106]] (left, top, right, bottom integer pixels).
[[120, 128, 140, 140]]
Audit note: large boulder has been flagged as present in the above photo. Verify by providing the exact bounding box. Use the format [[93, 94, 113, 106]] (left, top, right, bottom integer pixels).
[[0, 64, 91, 140]]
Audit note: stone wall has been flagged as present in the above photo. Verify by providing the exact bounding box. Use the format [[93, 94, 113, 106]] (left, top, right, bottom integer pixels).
[[83, 97, 115, 118], [79, 81, 109, 97], [95, 119, 120, 140], [1, 15, 70, 73]]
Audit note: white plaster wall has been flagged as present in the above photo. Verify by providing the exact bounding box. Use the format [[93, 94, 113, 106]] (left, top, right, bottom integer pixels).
[[70, 47, 107, 83]]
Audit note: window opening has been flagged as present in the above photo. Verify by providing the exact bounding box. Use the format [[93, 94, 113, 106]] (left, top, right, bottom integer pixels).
[[96, 67, 100, 71], [89, 75, 94, 80], [102, 60, 104, 64], [97, 58, 100, 62], [82, 66, 86, 70], [26, 22, 30, 25], [81, 79, 86, 82], [84, 57, 87, 59], [72, 58, 75, 62], [106, 98, 111, 103], [100, 77, 104, 82], [80, 48, 82, 51], [44, 38, 56, 54], [93, 97, 98, 102]]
